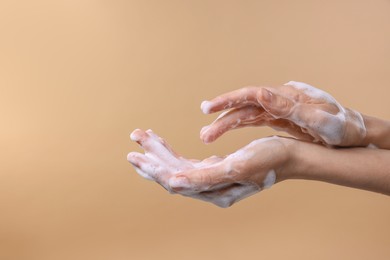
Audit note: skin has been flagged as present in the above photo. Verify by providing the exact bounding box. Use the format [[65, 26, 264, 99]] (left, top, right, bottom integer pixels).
[[200, 81, 390, 149], [127, 129, 390, 208], [128, 129, 289, 208], [289, 141, 390, 196], [127, 82, 390, 207]]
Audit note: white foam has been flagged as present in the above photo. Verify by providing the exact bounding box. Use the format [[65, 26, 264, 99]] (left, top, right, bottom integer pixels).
[[245, 136, 280, 148], [201, 100, 212, 114], [263, 169, 276, 189], [134, 167, 154, 181], [282, 81, 367, 145], [129, 129, 279, 208], [284, 81, 338, 104], [226, 148, 254, 161], [207, 184, 260, 208]]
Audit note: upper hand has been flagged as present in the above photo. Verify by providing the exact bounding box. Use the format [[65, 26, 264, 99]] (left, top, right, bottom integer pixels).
[[200, 81, 367, 147]]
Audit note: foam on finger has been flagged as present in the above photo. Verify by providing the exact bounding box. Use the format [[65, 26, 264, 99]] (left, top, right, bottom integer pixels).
[[201, 100, 213, 114]]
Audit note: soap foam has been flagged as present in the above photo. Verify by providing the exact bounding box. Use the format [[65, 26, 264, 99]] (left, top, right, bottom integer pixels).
[[284, 81, 339, 105], [129, 129, 279, 208], [283, 81, 367, 145], [201, 100, 212, 114], [263, 169, 276, 189]]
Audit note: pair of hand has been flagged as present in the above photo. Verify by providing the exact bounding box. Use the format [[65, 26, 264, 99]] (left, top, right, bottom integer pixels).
[[127, 81, 367, 207]]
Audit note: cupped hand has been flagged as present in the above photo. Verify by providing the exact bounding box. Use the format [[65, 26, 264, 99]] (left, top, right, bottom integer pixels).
[[127, 129, 291, 208], [200, 81, 367, 146]]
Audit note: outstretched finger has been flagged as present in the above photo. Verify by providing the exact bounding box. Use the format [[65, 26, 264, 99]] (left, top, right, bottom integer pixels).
[[127, 152, 155, 180], [168, 164, 233, 193], [200, 87, 261, 114], [127, 151, 148, 168], [145, 129, 181, 158], [200, 106, 268, 144], [130, 129, 179, 162]]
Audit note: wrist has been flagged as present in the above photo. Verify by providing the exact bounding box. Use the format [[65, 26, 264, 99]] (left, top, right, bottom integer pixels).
[[361, 114, 390, 149], [275, 137, 301, 182], [278, 138, 325, 182]]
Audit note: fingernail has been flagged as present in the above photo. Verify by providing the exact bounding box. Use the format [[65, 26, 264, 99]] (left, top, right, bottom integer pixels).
[[169, 176, 191, 190], [261, 88, 273, 102], [201, 100, 212, 114]]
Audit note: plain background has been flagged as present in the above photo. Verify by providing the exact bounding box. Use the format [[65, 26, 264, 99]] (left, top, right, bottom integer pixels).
[[1, 0, 389, 259]]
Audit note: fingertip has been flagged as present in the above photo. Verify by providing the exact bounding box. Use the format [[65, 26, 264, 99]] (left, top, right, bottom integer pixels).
[[130, 128, 143, 141], [200, 126, 215, 144], [202, 138, 212, 145], [201, 100, 213, 114], [126, 152, 140, 166], [200, 125, 210, 139], [126, 152, 134, 162], [202, 135, 214, 145]]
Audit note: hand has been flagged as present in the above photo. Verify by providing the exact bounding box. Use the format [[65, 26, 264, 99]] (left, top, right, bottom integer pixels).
[[200, 81, 367, 146], [127, 129, 292, 208]]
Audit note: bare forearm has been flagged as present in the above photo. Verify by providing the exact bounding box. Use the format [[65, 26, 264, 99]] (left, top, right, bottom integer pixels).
[[361, 114, 390, 149], [287, 141, 390, 195]]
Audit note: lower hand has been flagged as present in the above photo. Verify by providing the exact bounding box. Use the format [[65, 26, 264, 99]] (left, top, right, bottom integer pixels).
[[127, 129, 292, 207]]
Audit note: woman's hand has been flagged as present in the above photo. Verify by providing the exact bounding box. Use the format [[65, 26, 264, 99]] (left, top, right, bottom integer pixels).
[[200, 81, 367, 147], [127, 129, 292, 208]]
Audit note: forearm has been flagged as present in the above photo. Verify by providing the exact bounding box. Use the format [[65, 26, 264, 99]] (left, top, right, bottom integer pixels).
[[361, 114, 390, 149], [286, 141, 390, 195]]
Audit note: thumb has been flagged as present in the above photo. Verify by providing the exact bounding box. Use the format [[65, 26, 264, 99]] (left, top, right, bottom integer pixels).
[[257, 88, 295, 118]]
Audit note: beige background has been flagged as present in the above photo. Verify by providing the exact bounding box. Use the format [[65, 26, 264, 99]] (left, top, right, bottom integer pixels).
[[0, 0, 389, 259]]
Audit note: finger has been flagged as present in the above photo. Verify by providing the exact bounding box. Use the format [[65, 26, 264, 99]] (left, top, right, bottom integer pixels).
[[145, 129, 180, 158], [134, 166, 155, 181], [257, 88, 295, 118], [131, 129, 167, 154], [200, 106, 267, 144], [130, 128, 152, 148], [127, 152, 155, 180], [127, 152, 158, 180], [127, 151, 148, 168], [201, 87, 260, 114], [168, 164, 233, 193], [130, 129, 178, 162]]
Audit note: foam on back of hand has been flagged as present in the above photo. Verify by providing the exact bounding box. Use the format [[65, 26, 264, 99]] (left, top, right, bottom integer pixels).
[[284, 81, 366, 146]]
